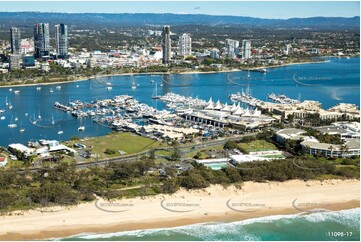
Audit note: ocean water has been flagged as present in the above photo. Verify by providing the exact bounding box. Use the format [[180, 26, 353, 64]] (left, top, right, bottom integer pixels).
[[0, 57, 359, 146], [60, 208, 360, 241]]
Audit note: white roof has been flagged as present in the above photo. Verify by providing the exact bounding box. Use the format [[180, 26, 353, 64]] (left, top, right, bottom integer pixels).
[[49, 145, 76, 153], [251, 108, 262, 117], [230, 103, 238, 112], [221, 103, 230, 112], [205, 102, 214, 110], [8, 143, 34, 154], [242, 108, 251, 117], [230, 154, 268, 163], [234, 106, 245, 115], [214, 100, 223, 110]]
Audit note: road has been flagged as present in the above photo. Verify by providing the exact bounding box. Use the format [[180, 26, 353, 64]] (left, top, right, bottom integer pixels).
[[15, 133, 258, 173]]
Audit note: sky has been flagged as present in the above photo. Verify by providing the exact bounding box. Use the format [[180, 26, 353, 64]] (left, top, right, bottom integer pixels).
[[0, 1, 359, 19]]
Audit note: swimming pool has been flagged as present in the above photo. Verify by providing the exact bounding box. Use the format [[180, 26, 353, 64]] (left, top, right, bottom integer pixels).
[[204, 162, 230, 170]]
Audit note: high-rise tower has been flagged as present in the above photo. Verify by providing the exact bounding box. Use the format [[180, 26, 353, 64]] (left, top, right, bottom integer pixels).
[[55, 23, 68, 58], [10, 27, 21, 55], [241, 40, 251, 59], [178, 33, 192, 57], [162, 26, 171, 64], [34, 23, 50, 58]]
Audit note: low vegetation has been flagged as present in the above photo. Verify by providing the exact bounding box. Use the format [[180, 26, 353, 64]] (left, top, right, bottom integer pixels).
[[0, 154, 358, 214]]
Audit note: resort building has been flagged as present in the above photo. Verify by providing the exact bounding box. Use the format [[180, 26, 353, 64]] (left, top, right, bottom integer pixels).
[[275, 128, 307, 144], [314, 122, 360, 140], [300, 138, 360, 158]]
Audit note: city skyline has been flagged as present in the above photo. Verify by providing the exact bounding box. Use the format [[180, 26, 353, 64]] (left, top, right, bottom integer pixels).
[[0, 1, 359, 19]]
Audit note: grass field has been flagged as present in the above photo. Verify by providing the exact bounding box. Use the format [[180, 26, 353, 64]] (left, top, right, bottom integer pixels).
[[66, 132, 164, 159], [238, 140, 277, 153]]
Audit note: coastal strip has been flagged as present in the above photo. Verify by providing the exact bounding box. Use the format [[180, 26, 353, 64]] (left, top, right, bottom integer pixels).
[[0, 179, 358, 240], [0, 60, 328, 89]]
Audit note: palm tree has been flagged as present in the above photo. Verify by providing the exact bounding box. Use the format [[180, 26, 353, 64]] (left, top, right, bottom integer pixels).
[[340, 144, 349, 157], [328, 145, 334, 158]]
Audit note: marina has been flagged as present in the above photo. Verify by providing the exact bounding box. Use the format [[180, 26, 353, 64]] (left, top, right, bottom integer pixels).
[[267, 93, 301, 104], [0, 57, 359, 146]]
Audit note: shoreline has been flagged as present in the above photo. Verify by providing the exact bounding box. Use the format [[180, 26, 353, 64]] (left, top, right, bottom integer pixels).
[[0, 179, 359, 240], [0, 60, 329, 89]]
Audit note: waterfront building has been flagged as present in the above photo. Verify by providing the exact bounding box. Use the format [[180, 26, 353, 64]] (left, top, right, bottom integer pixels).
[[20, 38, 34, 55], [41, 62, 50, 72], [55, 23, 68, 59], [209, 48, 220, 59], [225, 39, 239, 58], [314, 122, 360, 140], [178, 33, 192, 57], [241, 39, 251, 59], [10, 27, 21, 55], [283, 44, 292, 55], [34, 23, 50, 58], [23, 55, 36, 68], [9, 54, 21, 70], [162, 26, 171, 64]]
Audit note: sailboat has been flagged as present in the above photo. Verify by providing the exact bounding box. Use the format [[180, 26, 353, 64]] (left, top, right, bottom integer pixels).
[[5, 96, 8, 106], [132, 80, 137, 89], [131, 75, 137, 89], [32, 115, 37, 124], [8, 116, 17, 128], [38, 109, 42, 120], [78, 126, 85, 131], [19, 121, 25, 133], [51, 114, 55, 125], [151, 82, 161, 99]]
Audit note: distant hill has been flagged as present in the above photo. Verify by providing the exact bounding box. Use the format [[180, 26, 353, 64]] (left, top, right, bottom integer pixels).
[[0, 12, 359, 30]]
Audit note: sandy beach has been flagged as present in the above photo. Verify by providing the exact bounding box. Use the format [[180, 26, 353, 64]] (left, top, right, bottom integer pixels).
[[0, 179, 359, 240], [0, 60, 328, 89]]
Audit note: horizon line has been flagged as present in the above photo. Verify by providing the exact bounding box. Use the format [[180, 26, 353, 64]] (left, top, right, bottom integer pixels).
[[0, 11, 359, 20]]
